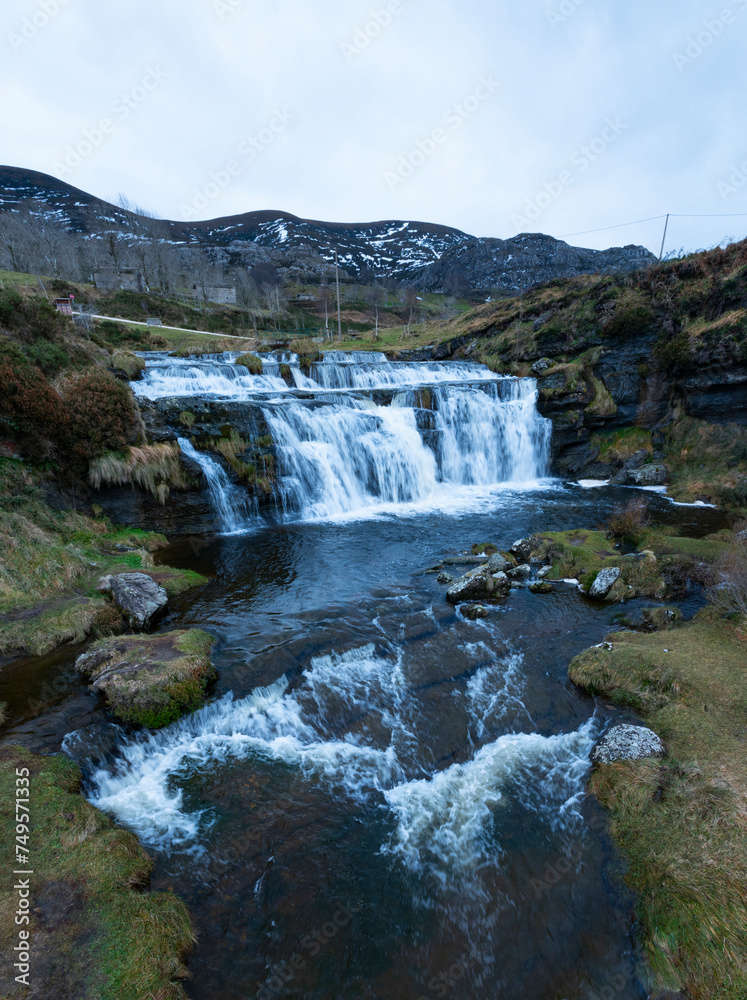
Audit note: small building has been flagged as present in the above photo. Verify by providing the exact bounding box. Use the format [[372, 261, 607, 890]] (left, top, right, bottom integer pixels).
[[54, 298, 73, 316], [146, 318, 163, 328]]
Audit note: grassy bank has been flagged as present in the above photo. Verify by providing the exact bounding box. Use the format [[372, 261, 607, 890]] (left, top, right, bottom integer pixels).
[[568, 531, 747, 998], [0, 745, 194, 999], [0, 462, 207, 657]]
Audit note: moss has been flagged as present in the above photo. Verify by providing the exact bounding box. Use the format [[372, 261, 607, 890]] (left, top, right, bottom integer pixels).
[[235, 352, 264, 375], [0, 746, 194, 999], [79, 629, 217, 729], [471, 542, 498, 555], [570, 615, 747, 998], [110, 351, 146, 379]]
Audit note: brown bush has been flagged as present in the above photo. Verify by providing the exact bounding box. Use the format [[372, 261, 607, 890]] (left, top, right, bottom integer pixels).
[[708, 540, 747, 619], [0, 341, 69, 460], [607, 498, 651, 545], [58, 370, 139, 472]]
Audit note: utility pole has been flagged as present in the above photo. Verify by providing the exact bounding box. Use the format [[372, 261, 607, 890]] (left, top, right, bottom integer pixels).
[[335, 250, 342, 343], [659, 214, 670, 261]]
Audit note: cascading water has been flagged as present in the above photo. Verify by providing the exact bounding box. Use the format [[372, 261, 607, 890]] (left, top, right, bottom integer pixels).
[[135, 351, 551, 523], [178, 438, 256, 534]]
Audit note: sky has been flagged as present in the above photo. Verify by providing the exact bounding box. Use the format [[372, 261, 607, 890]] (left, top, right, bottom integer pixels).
[[2, 0, 747, 255]]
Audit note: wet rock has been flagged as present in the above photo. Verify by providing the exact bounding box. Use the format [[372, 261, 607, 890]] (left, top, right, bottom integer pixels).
[[76, 630, 216, 729], [109, 573, 168, 630], [486, 552, 511, 573], [529, 581, 554, 594], [442, 555, 488, 566], [628, 464, 667, 487], [437, 572, 454, 585], [510, 538, 534, 562], [446, 567, 510, 604], [462, 604, 488, 620], [507, 564, 532, 581], [591, 724, 665, 764], [538, 566, 551, 578], [588, 567, 622, 599]]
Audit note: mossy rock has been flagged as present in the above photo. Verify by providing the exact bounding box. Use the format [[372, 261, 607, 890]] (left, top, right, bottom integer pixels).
[[235, 353, 264, 375], [110, 351, 146, 380], [77, 629, 216, 728]]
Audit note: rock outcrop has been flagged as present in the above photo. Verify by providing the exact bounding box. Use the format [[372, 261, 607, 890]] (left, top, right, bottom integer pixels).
[[591, 724, 665, 764], [76, 629, 216, 728], [446, 566, 510, 604], [98, 573, 168, 630]]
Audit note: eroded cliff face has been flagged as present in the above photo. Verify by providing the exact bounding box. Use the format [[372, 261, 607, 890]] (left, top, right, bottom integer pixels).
[[421, 241, 747, 499]]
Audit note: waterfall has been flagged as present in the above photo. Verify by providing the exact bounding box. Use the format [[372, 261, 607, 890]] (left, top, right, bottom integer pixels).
[[139, 353, 551, 525], [178, 438, 255, 534]]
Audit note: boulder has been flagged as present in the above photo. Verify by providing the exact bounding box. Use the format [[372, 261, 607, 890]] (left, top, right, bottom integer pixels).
[[510, 538, 534, 562], [628, 464, 667, 487], [442, 555, 488, 566], [437, 572, 454, 585], [446, 566, 510, 604], [531, 357, 555, 375], [487, 552, 511, 573], [588, 567, 622, 600], [591, 724, 665, 764], [108, 573, 168, 630], [462, 605, 488, 620], [507, 564, 532, 581], [76, 630, 216, 729], [529, 581, 554, 594]]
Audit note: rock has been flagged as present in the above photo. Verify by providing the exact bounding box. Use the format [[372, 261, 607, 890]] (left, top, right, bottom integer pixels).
[[591, 724, 665, 764], [626, 449, 648, 470], [588, 567, 622, 599], [76, 630, 217, 728], [628, 464, 667, 487], [442, 555, 488, 566], [446, 567, 510, 604], [437, 572, 454, 585], [529, 581, 554, 594], [486, 552, 511, 573], [462, 605, 488, 620], [531, 357, 555, 375], [641, 607, 683, 631], [607, 578, 636, 602], [96, 575, 114, 594], [510, 538, 533, 562], [109, 573, 168, 630], [538, 566, 551, 579], [507, 564, 532, 581]]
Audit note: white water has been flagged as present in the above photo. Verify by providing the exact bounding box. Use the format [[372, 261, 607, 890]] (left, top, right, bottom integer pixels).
[[178, 438, 256, 534], [82, 642, 597, 880]]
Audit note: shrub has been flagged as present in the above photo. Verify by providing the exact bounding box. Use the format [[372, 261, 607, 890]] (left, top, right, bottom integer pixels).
[[607, 498, 651, 546], [0, 340, 69, 460], [708, 540, 747, 619], [235, 353, 264, 375], [58, 370, 139, 471], [603, 305, 655, 340]]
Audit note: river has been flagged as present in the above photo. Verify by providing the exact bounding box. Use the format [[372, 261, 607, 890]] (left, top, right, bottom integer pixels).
[[1, 351, 722, 1000]]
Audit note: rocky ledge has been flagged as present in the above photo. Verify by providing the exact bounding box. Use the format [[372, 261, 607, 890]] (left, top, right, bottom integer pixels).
[[76, 629, 216, 728]]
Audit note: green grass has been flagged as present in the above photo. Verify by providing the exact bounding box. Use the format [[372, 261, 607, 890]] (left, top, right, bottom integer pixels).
[[0, 462, 208, 656], [569, 613, 747, 998], [0, 746, 194, 999]]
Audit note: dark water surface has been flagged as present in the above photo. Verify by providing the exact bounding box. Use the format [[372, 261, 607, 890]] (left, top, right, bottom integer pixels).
[[1, 483, 721, 1000]]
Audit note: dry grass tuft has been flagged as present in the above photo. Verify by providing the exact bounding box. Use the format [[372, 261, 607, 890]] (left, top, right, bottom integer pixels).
[[89, 443, 186, 504]]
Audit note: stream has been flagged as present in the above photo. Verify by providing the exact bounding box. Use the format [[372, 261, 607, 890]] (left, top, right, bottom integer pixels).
[[1, 352, 725, 1000]]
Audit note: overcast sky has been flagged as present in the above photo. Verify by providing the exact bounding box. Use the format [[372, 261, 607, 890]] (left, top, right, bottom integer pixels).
[[2, 0, 746, 254]]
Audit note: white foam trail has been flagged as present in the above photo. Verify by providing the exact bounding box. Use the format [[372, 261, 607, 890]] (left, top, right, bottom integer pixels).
[[383, 720, 598, 882], [85, 645, 408, 850], [465, 650, 533, 737]]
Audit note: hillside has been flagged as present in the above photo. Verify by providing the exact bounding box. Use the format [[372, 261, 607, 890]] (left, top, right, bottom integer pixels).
[[0, 165, 654, 292]]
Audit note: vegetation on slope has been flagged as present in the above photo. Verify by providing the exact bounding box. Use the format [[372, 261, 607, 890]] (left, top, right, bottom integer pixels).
[[568, 530, 747, 998], [0, 745, 194, 999]]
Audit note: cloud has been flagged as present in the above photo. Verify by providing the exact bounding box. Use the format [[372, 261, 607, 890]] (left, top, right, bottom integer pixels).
[[0, 0, 745, 254]]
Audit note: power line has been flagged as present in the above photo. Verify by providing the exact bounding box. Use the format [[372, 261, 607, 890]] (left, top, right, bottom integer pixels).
[[560, 211, 747, 239]]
